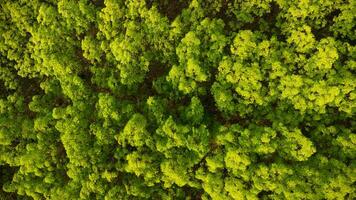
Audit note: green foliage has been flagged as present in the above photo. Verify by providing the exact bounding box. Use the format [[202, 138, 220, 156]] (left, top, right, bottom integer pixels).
[[0, 0, 355, 199]]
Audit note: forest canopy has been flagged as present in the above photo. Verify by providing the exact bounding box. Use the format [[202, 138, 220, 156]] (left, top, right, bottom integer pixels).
[[0, 0, 355, 199]]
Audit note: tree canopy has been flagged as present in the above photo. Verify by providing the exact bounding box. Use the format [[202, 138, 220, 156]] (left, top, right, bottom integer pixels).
[[0, 0, 355, 199]]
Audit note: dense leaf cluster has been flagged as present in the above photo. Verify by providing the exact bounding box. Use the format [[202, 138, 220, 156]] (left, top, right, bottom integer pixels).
[[0, 0, 355, 199]]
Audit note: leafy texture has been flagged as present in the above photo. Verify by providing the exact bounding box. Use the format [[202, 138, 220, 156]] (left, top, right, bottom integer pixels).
[[0, 0, 355, 199]]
